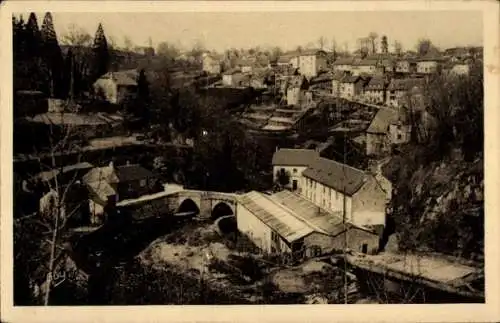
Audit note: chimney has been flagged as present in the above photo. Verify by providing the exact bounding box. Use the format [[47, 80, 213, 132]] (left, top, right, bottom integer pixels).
[[126, 160, 131, 166], [109, 161, 114, 169]]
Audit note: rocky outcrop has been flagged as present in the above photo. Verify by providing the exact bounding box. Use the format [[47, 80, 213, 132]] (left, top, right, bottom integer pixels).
[[384, 154, 483, 260]]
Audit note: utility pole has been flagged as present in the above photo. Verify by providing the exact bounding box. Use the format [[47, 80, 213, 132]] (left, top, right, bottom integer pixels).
[[342, 109, 348, 304]]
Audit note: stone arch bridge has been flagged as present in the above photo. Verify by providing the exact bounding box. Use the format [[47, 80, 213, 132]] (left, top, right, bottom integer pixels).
[[117, 189, 239, 221]]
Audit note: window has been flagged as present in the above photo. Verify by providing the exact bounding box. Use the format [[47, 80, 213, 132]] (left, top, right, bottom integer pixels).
[[293, 168, 298, 174], [292, 180, 298, 191], [397, 133, 402, 140], [140, 179, 146, 187]]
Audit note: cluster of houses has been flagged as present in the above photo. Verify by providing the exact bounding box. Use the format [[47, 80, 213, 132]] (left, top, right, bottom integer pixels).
[[37, 160, 162, 225], [204, 46, 480, 106], [208, 46, 480, 143], [314, 51, 478, 108]]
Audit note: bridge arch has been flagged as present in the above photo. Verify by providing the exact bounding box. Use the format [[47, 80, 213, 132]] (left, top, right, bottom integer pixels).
[[177, 198, 200, 215], [211, 201, 234, 220]]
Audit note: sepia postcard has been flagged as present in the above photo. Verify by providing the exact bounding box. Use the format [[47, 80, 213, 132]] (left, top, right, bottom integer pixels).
[[1, 1, 499, 322]]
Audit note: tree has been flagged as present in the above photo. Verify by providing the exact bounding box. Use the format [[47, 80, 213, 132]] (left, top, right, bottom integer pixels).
[[13, 15, 28, 92], [61, 24, 93, 98], [123, 36, 134, 51], [14, 101, 97, 305], [356, 37, 370, 58], [91, 23, 110, 82], [318, 36, 326, 50], [41, 12, 65, 98], [416, 38, 439, 56], [190, 39, 206, 63], [25, 13, 42, 56], [423, 62, 483, 160], [157, 41, 180, 61], [368, 32, 378, 54], [393, 40, 403, 56], [270, 46, 283, 62], [331, 38, 337, 54], [61, 24, 92, 48], [343, 42, 349, 55], [124, 69, 151, 128], [275, 168, 290, 190], [22, 13, 49, 93], [381, 35, 388, 54]]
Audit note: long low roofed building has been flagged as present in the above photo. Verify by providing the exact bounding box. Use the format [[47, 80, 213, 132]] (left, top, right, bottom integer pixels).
[[236, 190, 381, 259]]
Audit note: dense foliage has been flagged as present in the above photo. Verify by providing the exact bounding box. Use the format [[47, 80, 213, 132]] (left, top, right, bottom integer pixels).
[[13, 13, 111, 99]]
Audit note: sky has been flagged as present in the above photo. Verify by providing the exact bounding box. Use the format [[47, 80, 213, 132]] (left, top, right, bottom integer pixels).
[[23, 11, 483, 53]]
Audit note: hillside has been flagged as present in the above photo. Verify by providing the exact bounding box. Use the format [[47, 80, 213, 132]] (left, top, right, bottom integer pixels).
[[383, 149, 484, 261]]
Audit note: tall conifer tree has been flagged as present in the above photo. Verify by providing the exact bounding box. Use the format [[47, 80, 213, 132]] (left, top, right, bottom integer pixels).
[[24, 13, 49, 93], [91, 23, 110, 82], [41, 12, 64, 98]]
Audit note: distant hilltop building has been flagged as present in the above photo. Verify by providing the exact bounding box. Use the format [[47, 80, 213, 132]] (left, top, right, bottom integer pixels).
[[203, 54, 223, 75], [93, 70, 138, 104], [134, 46, 155, 57]]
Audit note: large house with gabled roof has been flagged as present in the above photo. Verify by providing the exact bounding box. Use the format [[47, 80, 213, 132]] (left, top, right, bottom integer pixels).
[[332, 57, 355, 73], [300, 157, 387, 229], [363, 76, 388, 104], [82, 162, 160, 223], [272, 148, 319, 191], [93, 70, 138, 104], [294, 49, 328, 78]]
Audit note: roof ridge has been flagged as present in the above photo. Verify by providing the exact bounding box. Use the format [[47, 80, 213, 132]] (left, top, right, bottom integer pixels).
[[272, 191, 331, 235], [316, 156, 366, 175], [263, 192, 324, 234]]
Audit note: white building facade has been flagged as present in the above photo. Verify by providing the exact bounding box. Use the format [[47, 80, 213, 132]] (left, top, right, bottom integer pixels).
[[300, 158, 387, 228]]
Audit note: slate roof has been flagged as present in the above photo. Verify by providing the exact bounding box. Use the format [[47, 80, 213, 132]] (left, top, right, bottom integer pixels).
[[416, 55, 444, 62], [205, 53, 224, 61], [354, 59, 379, 66], [223, 68, 242, 75], [341, 75, 364, 84], [387, 78, 425, 91], [331, 71, 347, 81], [101, 71, 138, 86], [36, 162, 94, 182], [272, 148, 319, 166], [272, 190, 346, 236], [115, 164, 156, 182], [302, 157, 367, 196], [297, 49, 328, 57], [277, 56, 292, 64], [333, 57, 354, 65], [310, 72, 333, 84], [238, 191, 315, 243], [365, 76, 387, 90], [396, 57, 417, 64], [366, 108, 399, 134], [82, 165, 120, 185], [29, 113, 113, 126]]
